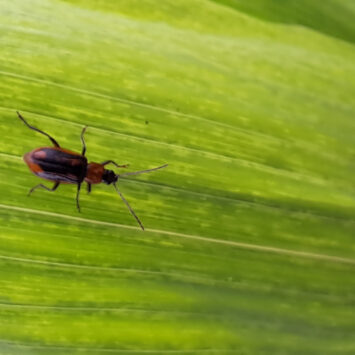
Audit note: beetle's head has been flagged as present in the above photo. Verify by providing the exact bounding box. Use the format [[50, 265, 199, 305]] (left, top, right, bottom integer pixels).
[[102, 169, 118, 184]]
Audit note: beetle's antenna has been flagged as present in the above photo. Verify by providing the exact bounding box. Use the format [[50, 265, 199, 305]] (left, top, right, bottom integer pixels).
[[113, 182, 144, 231], [119, 164, 168, 177], [111, 164, 167, 230]]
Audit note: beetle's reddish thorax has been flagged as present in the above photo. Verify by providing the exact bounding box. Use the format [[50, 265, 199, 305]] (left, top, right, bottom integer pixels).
[[85, 162, 105, 184]]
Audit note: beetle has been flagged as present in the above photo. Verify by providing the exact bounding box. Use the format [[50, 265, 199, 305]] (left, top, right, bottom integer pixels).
[[17, 111, 167, 230]]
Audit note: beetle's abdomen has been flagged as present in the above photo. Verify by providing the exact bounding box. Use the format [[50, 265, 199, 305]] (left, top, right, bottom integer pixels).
[[24, 147, 87, 184]]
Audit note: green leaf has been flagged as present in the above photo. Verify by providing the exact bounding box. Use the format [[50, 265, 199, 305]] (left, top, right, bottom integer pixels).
[[0, 0, 355, 353]]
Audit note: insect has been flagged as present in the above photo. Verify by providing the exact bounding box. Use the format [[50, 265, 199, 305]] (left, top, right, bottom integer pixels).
[[17, 111, 167, 230]]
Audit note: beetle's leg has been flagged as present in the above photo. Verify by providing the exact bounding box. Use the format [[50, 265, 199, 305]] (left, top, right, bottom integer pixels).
[[101, 160, 129, 168], [17, 111, 60, 148], [76, 183, 82, 212], [81, 126, 87, 156], [28, 182, 60, 196], [87, 183, 92, 194]]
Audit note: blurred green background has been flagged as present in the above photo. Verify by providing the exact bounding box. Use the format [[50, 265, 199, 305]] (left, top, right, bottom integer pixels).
[[0, 0, 355, 354]]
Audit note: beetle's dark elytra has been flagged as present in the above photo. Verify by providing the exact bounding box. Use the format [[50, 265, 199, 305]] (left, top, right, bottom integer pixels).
[[26, 147, 88, 184]]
